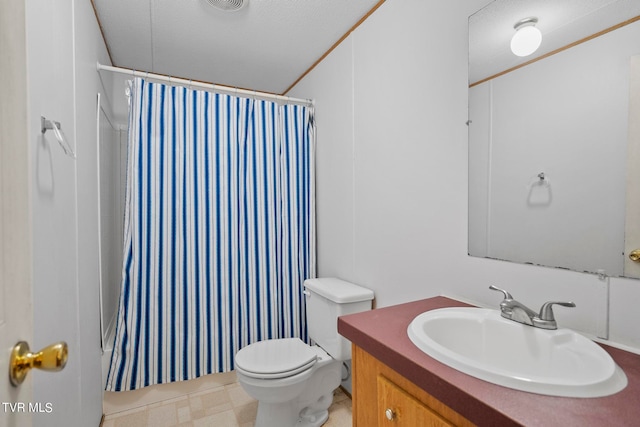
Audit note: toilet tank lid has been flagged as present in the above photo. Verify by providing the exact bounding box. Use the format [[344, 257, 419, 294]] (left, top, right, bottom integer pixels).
[[304, 278, 374, 303]]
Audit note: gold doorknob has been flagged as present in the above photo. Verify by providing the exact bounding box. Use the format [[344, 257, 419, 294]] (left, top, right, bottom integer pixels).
[[629, 249, 640, 263], [9, 341, 68, 386]]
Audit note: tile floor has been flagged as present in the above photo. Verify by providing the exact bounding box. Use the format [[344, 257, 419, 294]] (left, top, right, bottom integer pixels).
[[101, 383, 352, 427]]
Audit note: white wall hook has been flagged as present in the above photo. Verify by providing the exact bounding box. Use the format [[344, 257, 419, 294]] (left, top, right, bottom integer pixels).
[[41, 116, 76, 159]]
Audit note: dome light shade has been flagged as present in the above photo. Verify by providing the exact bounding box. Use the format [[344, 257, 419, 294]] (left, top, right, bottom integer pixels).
[[511, 18, 542, 57], [202, 0, 246, 11]]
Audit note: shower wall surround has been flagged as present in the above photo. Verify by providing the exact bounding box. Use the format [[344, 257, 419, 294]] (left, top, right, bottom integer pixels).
[[98, 113, 126, 352], [289, 0, 640, 352]]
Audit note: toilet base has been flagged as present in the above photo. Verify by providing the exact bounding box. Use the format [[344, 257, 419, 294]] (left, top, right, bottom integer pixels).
[[254, 400, 300, 427], [240, 348, 342, 427], [254, 392, 332, 427], [296, 409, 328, 426], [295, 393, 331, 426]]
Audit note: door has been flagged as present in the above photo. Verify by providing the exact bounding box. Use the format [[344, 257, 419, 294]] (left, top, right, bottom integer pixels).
[[624, 55, 640, 278], [377, 376, 453, 427], [1, 0, 34, 425]]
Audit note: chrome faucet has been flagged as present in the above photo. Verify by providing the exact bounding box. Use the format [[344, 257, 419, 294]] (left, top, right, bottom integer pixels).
[[489, 285, 576, 330]]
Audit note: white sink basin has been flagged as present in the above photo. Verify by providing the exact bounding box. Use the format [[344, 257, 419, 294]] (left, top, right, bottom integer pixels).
[[407, 307, 627, 397]]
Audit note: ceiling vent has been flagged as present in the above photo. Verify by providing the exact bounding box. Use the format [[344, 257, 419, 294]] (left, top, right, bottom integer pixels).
[[202, 0, 247, 12]]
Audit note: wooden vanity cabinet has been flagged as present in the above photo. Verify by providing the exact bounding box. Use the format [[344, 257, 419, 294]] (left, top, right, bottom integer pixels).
[[352, 345, 475, 427]]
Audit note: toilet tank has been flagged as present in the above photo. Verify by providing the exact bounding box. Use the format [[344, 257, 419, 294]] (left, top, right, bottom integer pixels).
[[304, 278, 374, 361]]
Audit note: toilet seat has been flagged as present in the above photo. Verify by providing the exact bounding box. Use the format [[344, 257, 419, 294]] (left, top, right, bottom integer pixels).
[[235, 338, 318, 379]]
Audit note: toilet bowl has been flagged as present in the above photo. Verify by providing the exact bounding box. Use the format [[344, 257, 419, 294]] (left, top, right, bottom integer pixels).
[[236, 338, 340, 427], [235, 278, 374, 427]]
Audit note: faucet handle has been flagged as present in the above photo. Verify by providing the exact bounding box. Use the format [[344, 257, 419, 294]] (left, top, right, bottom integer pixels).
[[489, 285, 513, 300], [539, 301, 576, 321]]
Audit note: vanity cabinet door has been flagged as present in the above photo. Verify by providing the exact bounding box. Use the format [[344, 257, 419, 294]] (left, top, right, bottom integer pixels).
[[378, 375, 454, 427], [353, 345, 474, 427]]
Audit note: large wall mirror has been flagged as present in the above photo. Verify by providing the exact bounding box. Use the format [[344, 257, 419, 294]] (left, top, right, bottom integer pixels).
[[468, 0, 640, 278]]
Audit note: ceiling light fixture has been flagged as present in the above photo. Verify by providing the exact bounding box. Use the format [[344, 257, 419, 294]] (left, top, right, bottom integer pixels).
[[202, 0, 247, 12], [510, 17, 542, 57]]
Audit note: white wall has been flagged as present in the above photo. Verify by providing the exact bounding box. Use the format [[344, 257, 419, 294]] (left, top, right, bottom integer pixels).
[[296, 37, 356, 281], [289, 0, 488, 306], [289, 0, 640, 352], [75, 1, 116, 423], [469, 21, 640, 276], [26, 0, 113, 425]]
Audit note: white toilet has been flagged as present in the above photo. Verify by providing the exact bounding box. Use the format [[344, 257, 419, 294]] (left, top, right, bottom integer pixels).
[[235, 278, 374, 427]]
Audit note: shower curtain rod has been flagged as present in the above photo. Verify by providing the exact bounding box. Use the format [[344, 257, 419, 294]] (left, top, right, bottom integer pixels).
[[96, 62, 313, 107]]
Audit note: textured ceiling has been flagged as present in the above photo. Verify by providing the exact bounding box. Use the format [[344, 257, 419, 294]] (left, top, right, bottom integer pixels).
[[470, 0, 640, 84], [94, 0, 640, 103], [93, 0, 380, 95]]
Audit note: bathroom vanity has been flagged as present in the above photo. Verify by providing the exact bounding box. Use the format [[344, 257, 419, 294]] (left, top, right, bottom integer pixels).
[[338, 296, 640, 426]]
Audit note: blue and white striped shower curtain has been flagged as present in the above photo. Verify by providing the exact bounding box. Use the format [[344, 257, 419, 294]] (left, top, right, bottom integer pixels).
[[106, 78, 315, 391]]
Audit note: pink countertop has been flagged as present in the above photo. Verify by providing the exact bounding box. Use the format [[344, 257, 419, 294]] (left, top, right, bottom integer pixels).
[[337, 296, 640, 427]]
